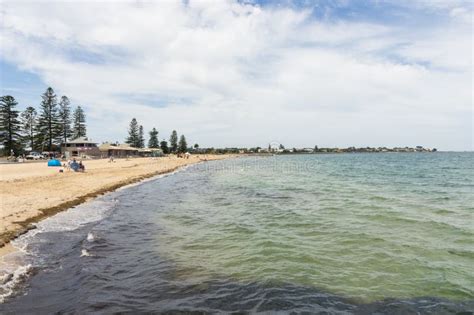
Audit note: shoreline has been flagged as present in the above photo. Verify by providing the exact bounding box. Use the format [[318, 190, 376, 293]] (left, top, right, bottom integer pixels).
[[0, 164, 183, 247], [0, 155, 235, 252], [0, 156, 234, 303]]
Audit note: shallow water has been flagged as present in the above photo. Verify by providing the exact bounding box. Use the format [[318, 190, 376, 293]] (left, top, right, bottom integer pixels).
[[1, 153, 473, 313]]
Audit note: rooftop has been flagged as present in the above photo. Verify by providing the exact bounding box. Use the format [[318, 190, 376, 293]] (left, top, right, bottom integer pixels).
[[65, 137, 97, 144], [99, 143, 138, 151]]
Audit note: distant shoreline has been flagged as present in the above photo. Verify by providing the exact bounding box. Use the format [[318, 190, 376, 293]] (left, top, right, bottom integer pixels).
[[274, 151, 439, 154]]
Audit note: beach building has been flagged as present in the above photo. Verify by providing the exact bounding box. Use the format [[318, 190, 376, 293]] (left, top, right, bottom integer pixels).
[[61, 137, 101, 158], [138, 148, 152, 157], [152, 148, 164, 157], [99, 143, 139, 158], [138, 148, 164, 157], [99, 144, 164, 158]]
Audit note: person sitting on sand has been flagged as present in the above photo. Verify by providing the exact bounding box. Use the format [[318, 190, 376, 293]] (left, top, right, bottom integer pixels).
[[79, 161, 85, 172], [70, 159, 80, 172]]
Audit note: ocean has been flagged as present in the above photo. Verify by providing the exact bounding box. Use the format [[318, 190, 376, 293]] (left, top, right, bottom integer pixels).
[[1, 153, 473, 313]]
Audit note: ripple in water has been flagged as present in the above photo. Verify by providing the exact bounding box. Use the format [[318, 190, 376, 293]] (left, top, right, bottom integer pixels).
[[1, 153, 473, 313]]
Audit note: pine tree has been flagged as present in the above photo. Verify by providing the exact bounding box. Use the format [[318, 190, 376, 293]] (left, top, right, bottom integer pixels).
[[20, 106, 37, 151], [58, 96, 73, 143], [72, 106, 86, 139], [37, 87, 61, 151], [138, 125, 145, 148], [0, 95, 22, 155], [169, 130, 178, 153], [148, 127, 159, 148], [178, 134, 187, 153], [126, 118, 139, 147], [160, 140, 169, 154], [34, 123, 45, 152]]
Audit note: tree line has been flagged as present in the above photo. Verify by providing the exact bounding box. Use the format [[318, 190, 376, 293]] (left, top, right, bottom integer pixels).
[[125, 118, 190, 154], [0, 87, 87, 155]]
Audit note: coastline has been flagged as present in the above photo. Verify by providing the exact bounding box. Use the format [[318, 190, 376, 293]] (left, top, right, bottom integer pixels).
[[1, 153, 473, 310], [0, 155, 234, 253]]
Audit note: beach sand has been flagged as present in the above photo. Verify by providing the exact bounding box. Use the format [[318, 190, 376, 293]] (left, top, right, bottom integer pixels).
[[0, 155, 231, 250]]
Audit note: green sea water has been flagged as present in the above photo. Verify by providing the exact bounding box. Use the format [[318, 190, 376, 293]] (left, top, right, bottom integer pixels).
[[154, 153, 474, 302]]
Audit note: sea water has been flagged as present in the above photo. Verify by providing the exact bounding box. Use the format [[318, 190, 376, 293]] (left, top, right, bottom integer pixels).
[[1, 153, 473, 313]]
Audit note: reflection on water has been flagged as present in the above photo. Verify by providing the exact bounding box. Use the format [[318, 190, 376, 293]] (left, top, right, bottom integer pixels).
[[1, 153, 473, 313]]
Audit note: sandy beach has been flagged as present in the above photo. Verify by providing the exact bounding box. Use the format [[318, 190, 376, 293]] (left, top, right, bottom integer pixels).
[[0, 155, 231, 251]]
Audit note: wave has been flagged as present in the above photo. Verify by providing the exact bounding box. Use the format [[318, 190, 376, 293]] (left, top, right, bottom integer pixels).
[[0, 264, 34, 304], [0, 198, 117, 303]]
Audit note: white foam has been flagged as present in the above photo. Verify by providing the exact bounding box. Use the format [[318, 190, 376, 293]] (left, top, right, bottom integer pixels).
[[80, 249, 91, 257], [0, 264, 32, 304], [86, 232, 95, 242]]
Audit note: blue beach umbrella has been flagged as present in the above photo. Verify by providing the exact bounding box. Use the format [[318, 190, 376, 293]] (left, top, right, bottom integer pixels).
[[47, 159, 62, 167]]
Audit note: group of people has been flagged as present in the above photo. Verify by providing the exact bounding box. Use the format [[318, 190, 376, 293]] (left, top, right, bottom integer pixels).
[[176, 152, 191, 159], [64, 158, 85, 172]]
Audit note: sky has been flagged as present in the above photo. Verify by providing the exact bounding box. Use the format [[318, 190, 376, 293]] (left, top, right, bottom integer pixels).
[[0, 0, 472, 150]]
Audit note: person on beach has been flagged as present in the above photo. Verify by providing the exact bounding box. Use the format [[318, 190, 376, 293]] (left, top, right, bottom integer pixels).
[[70, 159, 80, 172], [79, 161, 85, 172], [67, 159, 74, 171]]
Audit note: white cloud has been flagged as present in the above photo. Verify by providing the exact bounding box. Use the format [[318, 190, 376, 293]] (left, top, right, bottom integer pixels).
[[0, 0, 472, 150]]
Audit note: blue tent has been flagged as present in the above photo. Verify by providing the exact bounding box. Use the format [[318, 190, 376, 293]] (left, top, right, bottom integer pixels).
[[47, 159, 62, 167]]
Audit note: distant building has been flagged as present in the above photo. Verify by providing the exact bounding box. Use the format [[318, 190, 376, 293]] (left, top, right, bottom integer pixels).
[[61, 137, 101, 158], [99, 143, 163, 158], [138, 148, 164, 157], [99, 143, 139, 158]]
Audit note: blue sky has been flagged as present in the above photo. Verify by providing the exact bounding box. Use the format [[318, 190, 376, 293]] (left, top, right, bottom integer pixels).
[[1, 0, 472, 150], [0, 60, 45, 109]]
